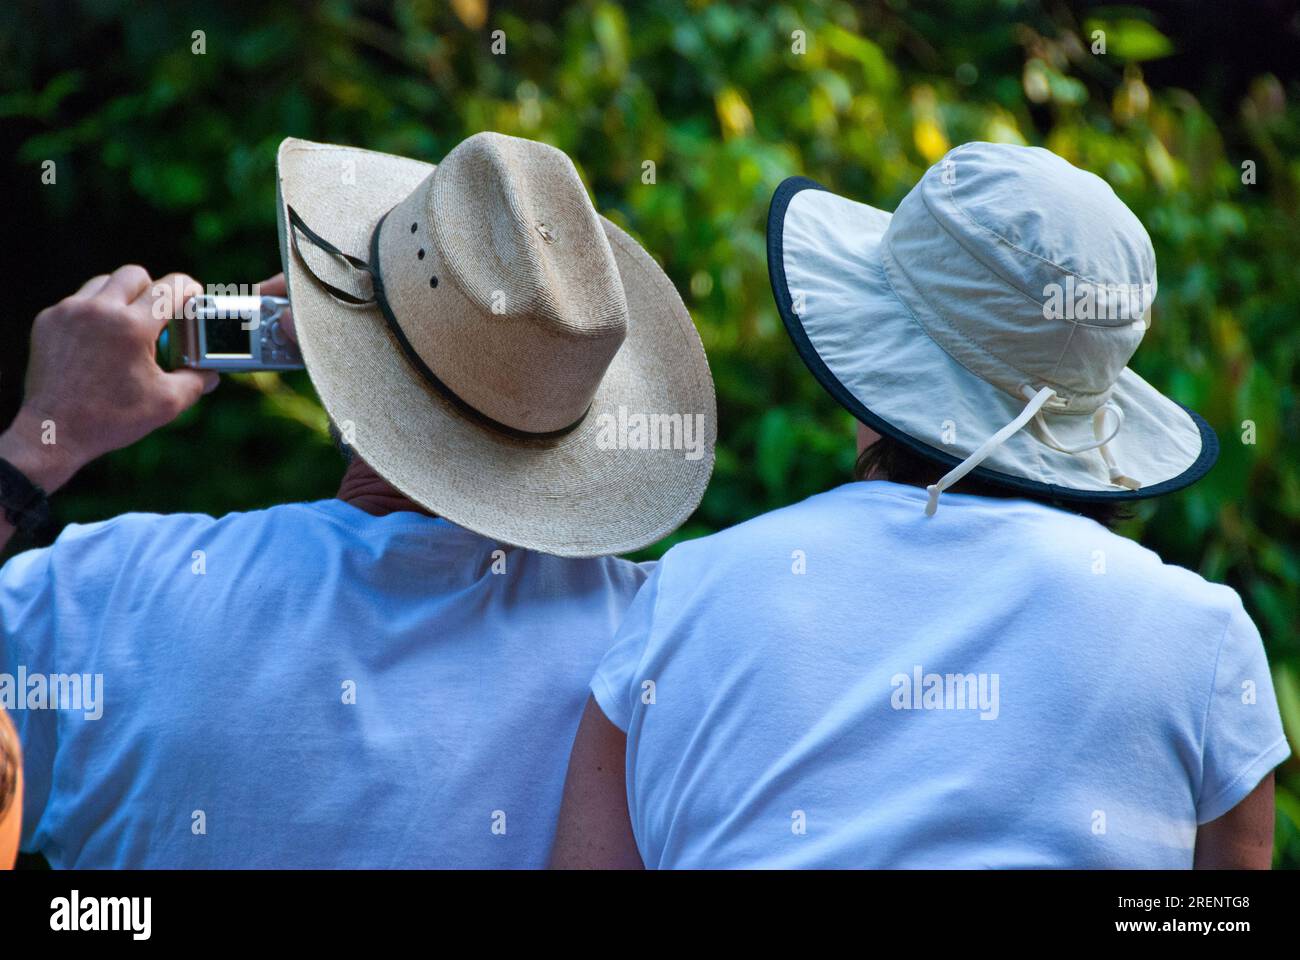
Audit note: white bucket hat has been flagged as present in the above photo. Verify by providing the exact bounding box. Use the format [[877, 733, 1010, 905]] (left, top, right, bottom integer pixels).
[[275, 133, 715, 556], [767, 141, 1217, 514]]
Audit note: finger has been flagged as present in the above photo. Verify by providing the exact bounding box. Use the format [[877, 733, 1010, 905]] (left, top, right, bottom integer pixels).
[[258, 273, 286, 297], [279, 303, 296, 345], [258, 273, 297, 344], [134, 273, 203, 331], [71, 274, 111, 299], [160, 368, 218, 415], [99, 264, 153, 304]]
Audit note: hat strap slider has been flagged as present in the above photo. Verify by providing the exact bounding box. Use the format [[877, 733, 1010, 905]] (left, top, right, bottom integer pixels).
[[1027, 392, 1122, 456]]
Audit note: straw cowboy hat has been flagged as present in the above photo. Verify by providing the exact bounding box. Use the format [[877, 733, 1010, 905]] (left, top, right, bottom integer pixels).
[[274, 133, 715, 556], [766, 141, 1217, 515]]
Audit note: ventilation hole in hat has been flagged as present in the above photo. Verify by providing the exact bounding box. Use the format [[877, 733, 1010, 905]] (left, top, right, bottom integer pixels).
[[417, 249, 425, 260], [410, 223, 417, 233], [429, 276, 439, 288]]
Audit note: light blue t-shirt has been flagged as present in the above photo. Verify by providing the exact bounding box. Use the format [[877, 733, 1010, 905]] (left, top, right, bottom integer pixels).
[[592, 481, 1291, 868], [0, 500, 648, 868]]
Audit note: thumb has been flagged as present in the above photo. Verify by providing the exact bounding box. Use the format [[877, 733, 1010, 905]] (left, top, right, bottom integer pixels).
[[160, 368, 219, 415], [258, 273, 286, 297]]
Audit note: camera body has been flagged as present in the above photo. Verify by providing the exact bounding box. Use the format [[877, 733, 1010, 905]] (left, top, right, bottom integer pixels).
[[160, 295, 304, 372]]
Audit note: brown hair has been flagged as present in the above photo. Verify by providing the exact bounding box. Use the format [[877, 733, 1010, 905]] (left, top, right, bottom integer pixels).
[[854, 434, 1131, 529]]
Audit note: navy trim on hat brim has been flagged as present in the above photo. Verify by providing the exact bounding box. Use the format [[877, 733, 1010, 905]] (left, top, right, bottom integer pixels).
[[765, 175, 1219, 503]]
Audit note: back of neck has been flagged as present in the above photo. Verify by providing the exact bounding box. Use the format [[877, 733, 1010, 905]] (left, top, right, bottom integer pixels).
[[335, 458, 435, 519]]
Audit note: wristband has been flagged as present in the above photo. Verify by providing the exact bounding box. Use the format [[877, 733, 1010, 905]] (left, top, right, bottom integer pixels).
[[0, 456, 51, 537]]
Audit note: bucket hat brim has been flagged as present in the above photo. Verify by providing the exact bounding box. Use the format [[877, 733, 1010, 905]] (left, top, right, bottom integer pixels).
[[767, 176, 1218, 503], [276, 138, 716, 557]]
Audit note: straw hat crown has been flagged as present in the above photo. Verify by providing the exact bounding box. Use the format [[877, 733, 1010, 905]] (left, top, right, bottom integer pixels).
[[378, 132, 629, 434]]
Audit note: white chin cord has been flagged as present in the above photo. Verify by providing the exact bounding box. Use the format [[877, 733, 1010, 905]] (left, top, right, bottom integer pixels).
[[924, 385, 1141, 517]]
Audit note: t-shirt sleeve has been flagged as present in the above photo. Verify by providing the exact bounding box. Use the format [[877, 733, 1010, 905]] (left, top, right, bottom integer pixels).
[[590, 562, 662, 733], [1196, 598, 1292, 824], [0, 544, 59, 849]]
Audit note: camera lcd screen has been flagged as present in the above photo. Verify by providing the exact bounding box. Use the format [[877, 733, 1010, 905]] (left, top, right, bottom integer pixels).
[[203, 316, 253, 358]]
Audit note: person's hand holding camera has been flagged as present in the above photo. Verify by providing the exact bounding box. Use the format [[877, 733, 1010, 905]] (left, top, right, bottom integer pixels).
[[0, 265, 218, 497], [257, 272, 295, 340]]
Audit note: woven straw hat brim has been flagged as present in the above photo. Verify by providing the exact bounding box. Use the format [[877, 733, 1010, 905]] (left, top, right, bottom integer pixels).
[[768, 177, 1217, 501], [276, 139, 716, 556]]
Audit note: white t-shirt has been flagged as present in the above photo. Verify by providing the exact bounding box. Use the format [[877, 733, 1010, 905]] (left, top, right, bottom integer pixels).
[[0, 500, 648, 868], [592, 481, 1290, 868]]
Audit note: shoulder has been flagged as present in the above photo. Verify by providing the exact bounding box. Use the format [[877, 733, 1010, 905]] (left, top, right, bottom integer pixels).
[[32, 502, 333, 569], [516, 550, 652, 602], [1041, 507, 1241, 609], [657, 484, 858, 571], [997, 501, 1251, 657], [51, 502, 309, 542]]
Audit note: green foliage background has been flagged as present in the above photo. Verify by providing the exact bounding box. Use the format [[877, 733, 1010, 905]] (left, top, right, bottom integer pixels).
[[2, 0, 1297, 866]]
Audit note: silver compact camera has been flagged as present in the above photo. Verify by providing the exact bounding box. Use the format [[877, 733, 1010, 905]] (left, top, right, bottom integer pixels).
[[159, 295, 304, 372]]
